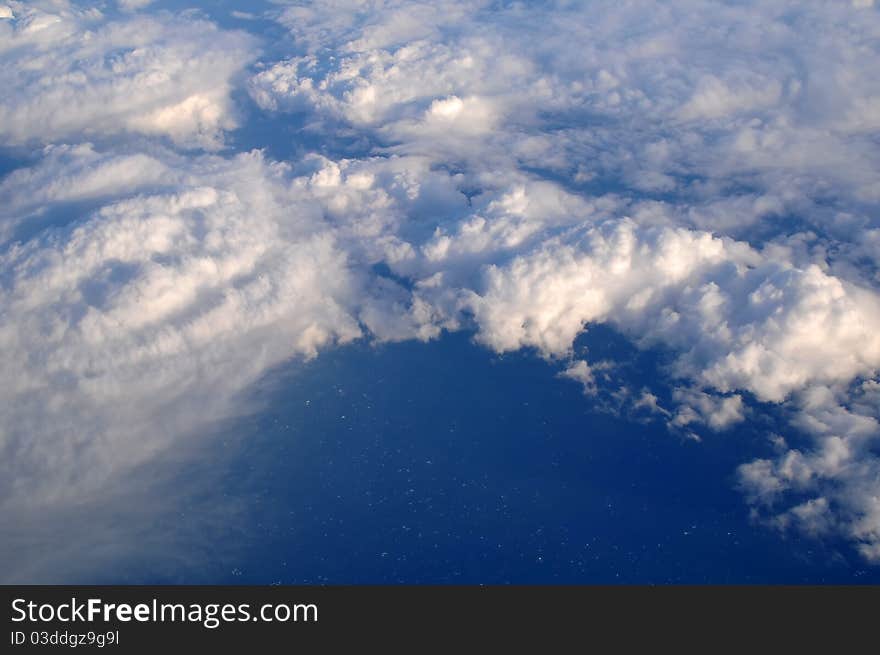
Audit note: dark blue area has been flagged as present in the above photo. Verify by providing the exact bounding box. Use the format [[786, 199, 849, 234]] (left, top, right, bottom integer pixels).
[[0, 146, 38, 179], [148, 329, 879, 584]]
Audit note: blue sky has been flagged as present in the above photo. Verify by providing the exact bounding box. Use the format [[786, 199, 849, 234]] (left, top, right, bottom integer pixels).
[[1, 0, 880, 583]]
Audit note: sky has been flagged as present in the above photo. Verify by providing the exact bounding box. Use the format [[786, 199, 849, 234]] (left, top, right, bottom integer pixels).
[[1, 0, 879, 584]]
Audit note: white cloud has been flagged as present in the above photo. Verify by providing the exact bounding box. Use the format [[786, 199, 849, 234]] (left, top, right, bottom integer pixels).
[[0, 1, 257, 148], [560, 360, 598, 396], [117, 0, 153, 12], [465, 221, 880, 400], [0, 149, 364, 517], [670, 388, 745, 432], [0, 143, 175, 244], [3, 0, 880, 575], [737, 382, 880, 559], [253, 0, 880, 559]]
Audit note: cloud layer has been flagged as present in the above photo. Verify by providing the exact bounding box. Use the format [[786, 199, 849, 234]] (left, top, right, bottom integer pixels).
[[0, 1, 256, 148], [2, 0, 880, 577]]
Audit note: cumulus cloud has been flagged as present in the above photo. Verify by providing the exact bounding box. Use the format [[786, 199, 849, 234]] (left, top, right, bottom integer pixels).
[[670, 388, 745, 433], [737, 381, 880, 560], [0, 143, 477, 578], [0, 143, 176, 245], [0, 149, 365, 515], [252, 0, 880, 559], [3, 0, 880, 576], [468, 224, 880, 400], [0, 1, 257, 149], [560, 360, 601, 396]]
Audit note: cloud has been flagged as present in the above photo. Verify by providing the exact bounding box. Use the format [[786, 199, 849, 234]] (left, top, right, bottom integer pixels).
[[0, 1, 257, 149], [0, 149, 364, 515], [670, 388, 745, 432], [117, 0, 154, 11], [560, 360, 599, 396], [465, 220, 880, 397], [0, 143, 175, 244], [3, 0, 880, 576], [0, 143, 478, 579], [256, 1, 880, 252], [738, 381, 880, 560], [254, 0, 880, 559]]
